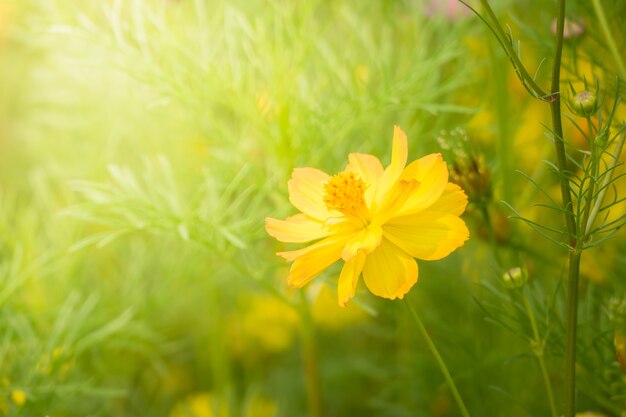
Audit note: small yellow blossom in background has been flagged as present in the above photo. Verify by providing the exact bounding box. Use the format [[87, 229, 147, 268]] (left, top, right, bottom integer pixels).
[[311, 284, 366, 330], [266, 126, 469, 306], [354, 65, 369, 91], [614, 330, 626, 374], [10, 389, 26, 406], [169, 392, 227, 417], [241, 296, 299, 352], [579, 245, 614, 284], [256, 91, 275, 119], [160, 365, 194, 397], [229, 295, 299, 356], [52, 346, 63, 360], [244, 395, 277, 417]]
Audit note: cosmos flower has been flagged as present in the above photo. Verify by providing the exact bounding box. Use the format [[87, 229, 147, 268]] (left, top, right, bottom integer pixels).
[[266, 126, 469, 306]]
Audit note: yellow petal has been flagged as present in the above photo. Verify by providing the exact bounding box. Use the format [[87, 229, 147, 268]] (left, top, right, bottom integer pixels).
[[337, 250, 367, 306], [372, 179, 420, 225], [362, 239, 418, 300], [277, 233, 353, 287], [346, 153, 383, 206], [265, 214, 332, 243], [341, 224, 382, 261], [395, 153, 448, 216], [390, 126, 408, 174], [288, 167, 333, 220], [428, 183, 468, 216], [374, 126, 408, 209], [383, 212, 469, 260]]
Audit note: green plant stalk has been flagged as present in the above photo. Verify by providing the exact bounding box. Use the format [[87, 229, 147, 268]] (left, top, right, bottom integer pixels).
[[404, 300, 471, 417], [550, 5, 576, 241], [550, 1, 582, 416], [478, 0, 549, 100], [521, 292, 558, 417], [591, 0, 626, 80], [298, 291, 324, 417]]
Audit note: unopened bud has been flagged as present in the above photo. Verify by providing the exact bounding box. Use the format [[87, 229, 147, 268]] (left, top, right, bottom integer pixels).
[[450, 154, 491, 204], [608, 295, 626, 325], [570, 91, 598, 117], [423, 0, 471, 21], [551, 17, 585, 40], [501, 267, 526, 289]]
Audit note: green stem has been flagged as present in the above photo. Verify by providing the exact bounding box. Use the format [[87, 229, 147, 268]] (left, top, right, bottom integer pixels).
[[550, 0, 577, 242], [590, 0, 626, 80], [298, 292, 324, 417], [404, 300, 471, 417], [564, 250, 582, 417], [520, 292, 558, 417], [549, 1, 582, 416], [478, 0, 550, 100]]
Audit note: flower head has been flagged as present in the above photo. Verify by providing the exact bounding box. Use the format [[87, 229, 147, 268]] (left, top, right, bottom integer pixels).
[[569, 90, 598, 117], [266, 126, 469, 306]]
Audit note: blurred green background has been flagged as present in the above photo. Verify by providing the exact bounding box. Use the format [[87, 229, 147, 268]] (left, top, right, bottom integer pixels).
[[1, 0, 625, 416]]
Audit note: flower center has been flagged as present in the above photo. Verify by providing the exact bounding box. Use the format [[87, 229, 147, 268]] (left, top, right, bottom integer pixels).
[[323, 172, 368, 220]]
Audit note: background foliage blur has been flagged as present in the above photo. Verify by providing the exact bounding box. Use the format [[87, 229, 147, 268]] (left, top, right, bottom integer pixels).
[[0, 0, 625, 416]]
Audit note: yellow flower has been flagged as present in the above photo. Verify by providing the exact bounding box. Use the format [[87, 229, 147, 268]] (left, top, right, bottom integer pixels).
[[10, 389, 26, 406], [311, 284, 366, 329], [237, 295, 299, 353], [169, 392, 227, 417], [266, 126, 469, 306]]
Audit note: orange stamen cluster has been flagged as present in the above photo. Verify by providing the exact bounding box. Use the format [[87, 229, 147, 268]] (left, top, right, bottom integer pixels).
[[323, 172, 367, 215]]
